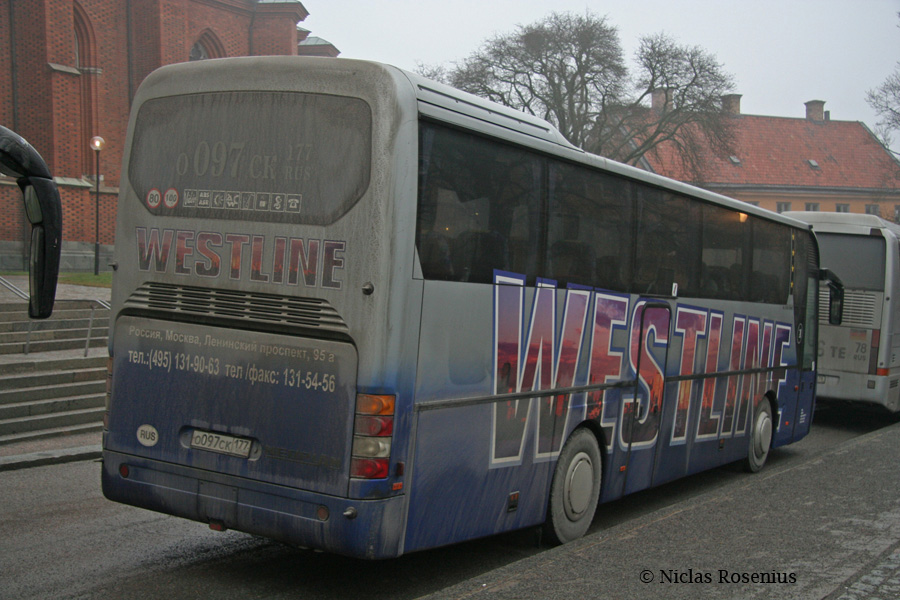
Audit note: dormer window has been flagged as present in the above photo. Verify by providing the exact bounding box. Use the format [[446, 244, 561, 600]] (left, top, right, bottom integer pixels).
[[807, 159, 820, 170], [728, 155, 742, 166]]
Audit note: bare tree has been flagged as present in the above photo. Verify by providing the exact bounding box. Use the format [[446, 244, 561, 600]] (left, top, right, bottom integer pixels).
[[421, 12, 736, 181], [613, 34, 736, 177], [445, 12, 627, 150], [866, 13, 900, 152], [867, 65, 900, 151]]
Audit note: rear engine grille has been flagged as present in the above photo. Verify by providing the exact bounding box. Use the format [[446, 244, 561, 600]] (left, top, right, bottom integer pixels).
[[819, 286, 879, 328], [124, 282, 349, 334]]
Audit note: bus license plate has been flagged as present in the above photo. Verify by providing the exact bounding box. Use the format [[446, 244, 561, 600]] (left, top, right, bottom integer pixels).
[[190, 430, 252, 458]]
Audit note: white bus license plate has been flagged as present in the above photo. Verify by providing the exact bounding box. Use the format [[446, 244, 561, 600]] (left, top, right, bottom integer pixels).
[[190, 430, 252, 458]]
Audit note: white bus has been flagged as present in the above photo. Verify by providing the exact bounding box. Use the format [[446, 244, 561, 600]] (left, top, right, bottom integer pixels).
[[101, 57, 835, 558], [787, 211, 900, 412]]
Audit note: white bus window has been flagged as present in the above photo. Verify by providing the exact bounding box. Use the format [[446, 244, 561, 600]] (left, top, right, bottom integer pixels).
[[816, 233, 886, 291]]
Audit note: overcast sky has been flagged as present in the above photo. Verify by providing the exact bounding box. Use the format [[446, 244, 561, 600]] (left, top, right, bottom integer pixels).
[[303, 0, 899, 149]]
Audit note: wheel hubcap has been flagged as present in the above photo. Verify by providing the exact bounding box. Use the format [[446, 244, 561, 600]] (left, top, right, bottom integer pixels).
[[564, 451, 594, 519], [754, 410, 772, 458]]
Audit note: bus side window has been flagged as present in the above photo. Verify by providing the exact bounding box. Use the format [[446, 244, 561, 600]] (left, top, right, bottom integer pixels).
[[416, 185, 455, 280], [701, 203, 748, 301], [752, 221, 791, 304], [549, 239, 596, 285], [418, 230, 455, 280], [417, 122, 541, 284], [547, 161, 629, 290], [451, 229, 508, 283], [508, 204, 536, 276], [634, 189, 698, 296]]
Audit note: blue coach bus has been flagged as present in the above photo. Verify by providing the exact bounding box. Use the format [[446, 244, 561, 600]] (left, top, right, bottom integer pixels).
[[101, 57, 834, 558]]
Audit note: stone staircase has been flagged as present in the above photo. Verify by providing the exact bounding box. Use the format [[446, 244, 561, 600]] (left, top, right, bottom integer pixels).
[[0, 300, 110, 446], [0, 300, 109, 355]]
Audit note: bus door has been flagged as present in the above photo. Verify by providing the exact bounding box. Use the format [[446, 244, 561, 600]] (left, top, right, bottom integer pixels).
[[622, 300, 671, 496], [783, 236, 821, 441], [791, 266, 822, 438]]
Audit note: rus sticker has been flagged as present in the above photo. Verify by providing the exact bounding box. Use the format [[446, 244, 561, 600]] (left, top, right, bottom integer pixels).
[[136, 424, 159, 447]]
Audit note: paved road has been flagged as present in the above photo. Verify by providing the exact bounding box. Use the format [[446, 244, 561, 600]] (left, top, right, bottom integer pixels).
[[1, 404, 893, 600], [424, 408, 900, 600]]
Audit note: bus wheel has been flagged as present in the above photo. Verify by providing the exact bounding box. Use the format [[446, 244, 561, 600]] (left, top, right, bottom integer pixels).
[[543, 428, 601, 545], [744, 398, 773, 473]]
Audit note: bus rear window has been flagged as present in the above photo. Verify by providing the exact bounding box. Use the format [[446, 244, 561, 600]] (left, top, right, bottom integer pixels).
[[128, 91, 371, 225], [817, 233, 886, 291]]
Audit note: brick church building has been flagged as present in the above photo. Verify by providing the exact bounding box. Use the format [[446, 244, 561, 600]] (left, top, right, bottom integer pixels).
[[0, 0, 335, 270]]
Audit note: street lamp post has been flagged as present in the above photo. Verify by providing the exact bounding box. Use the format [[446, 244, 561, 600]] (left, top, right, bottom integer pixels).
[[90, 136, 105, 275]]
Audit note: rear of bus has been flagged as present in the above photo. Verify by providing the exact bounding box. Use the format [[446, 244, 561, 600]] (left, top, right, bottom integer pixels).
[[787, 212, 900, 412], [101, 57, 422, 559]]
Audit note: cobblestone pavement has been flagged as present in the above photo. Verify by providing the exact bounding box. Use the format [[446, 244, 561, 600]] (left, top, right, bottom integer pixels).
[[831, 544, 900, 600]]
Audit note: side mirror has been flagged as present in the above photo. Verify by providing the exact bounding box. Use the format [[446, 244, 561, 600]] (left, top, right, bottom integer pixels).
[[0, 125, 62, 318], [819, 268, 844, 326]]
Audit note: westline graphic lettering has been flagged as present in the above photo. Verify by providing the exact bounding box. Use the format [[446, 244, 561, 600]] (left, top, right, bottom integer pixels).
[[135, 227, 345, 289], [490, 271, 793, 467]]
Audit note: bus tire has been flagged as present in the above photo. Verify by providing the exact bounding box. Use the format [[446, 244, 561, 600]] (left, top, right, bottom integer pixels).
[[744, 397, 773, 473], [543, 428, 601, 545]]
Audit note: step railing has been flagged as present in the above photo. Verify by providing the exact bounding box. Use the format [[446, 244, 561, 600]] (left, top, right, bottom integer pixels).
[[0, 276, 111, 356], [1, 276, 36, 354], [0, 276, 29, 301], [84, 299, 111, 357]]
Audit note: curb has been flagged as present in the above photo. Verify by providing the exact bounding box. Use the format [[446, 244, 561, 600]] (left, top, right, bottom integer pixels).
[[0, 445, 101, 472]]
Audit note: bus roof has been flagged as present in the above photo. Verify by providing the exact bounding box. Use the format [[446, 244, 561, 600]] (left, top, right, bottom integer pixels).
[[784, 211, 900, 237]]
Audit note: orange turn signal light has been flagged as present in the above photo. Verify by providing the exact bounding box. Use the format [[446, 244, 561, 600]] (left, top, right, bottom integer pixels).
[[356, 394, 395, 416]]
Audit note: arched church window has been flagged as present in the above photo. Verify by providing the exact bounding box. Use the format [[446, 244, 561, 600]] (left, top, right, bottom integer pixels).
[[190, 41, 210, 61]]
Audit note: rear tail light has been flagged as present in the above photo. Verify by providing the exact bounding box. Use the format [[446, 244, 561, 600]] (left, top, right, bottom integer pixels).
[[870, 330, 881, 375], [350, 457, 390, 479], [354, 415, 393, 436], [356, 394, 395, 415], [352, 436, 391, 457], [351, 394, 395, 480]]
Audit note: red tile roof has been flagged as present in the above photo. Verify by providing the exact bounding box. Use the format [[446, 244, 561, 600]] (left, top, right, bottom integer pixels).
[[643, 114, 900, 192]]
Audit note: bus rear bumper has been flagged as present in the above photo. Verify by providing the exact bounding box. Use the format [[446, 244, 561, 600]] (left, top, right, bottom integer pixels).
[[816, 372, 900, 412], [101, 450, 406, 559]]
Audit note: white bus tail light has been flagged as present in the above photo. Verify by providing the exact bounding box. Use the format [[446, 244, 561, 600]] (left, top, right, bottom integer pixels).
[[351, 394, 395, 479], [352, 437, 392, 457]]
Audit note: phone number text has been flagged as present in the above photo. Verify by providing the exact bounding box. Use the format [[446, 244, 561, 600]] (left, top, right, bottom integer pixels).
[[125, 350, 338, 393]]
